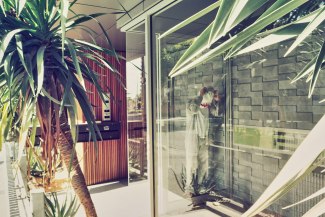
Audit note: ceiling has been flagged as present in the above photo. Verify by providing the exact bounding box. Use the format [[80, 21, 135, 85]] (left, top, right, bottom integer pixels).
[[69, 0, 217, 56], [70, 0, 128, 51]]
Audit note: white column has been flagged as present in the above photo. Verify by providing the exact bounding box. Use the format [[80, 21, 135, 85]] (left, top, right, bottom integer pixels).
[[30, 188, 45, 217]]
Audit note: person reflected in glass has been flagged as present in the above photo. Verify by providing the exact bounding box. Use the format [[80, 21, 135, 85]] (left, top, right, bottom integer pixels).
[[185, 86, 223, 193]]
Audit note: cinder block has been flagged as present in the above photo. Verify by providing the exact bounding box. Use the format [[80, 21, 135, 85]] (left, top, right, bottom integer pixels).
[[195, 77, 202, 83], [263, 59, 278, 67], [252, 96, 263, 105], [202, 75, 213, 83], [188, 77, 195, 84], [263, 90, 280, 97], [279, 46, 296, 58], [252, 83, 263, 91], [239, 106, 252, 111], [233, 97, 251, 106], [262, 66, 278, 81], [252, 163, 263, 178], [252, 106, 262, 111], [263, 81, 278, 91], [297, 121, 315, 130], [232, 78, 238, 85], [213, 59, 224, 70], [233, 55, 251, 70], [252, 153, 263, 164], [197, 63, 212, 73], [239, 119, 263, 126], [238, 78, 253, 84], [297, 88, 308, 96], [262, 171, 277, 186], [313, 87, 325, 96], [237, 83, 251, 94], [238, 170, 253, 182], [263, 161, 280, 173], [251, 180, 265, 193], [278, 73, 296, 81], [278, 56, 296, 64], [279, 96, 312, 106], [313, 114, 323, 123], [251, 65, 263, 77], [213, 73, 224, 82], [203, 70, 213, 76], [239, 151, 252, 163], [312, 106, 325, 114], [281, 105, 297, 112], [194, 71, 203, 78], [262, 106, 279, 112], [238, 111, 252, 119], [252, 76, 262, 82], [252, 111, 279, 121], [279, 80, 296, 89], [174, 90, 181, 96], [232, 69, 251, 79], [248, 91, 263, 99], [265, 50, 278, 60], [297, 52, 314, 61], [279, 89, 297, 96], [251, 52, 264, 62], [279, 63, 296, 74], [238, 179, 252, 194], [263, 96, 279, 106], [279, 111, 312, 122]]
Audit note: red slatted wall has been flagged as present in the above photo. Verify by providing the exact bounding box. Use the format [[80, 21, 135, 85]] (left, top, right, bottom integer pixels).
[[82, 52, 127, 185]]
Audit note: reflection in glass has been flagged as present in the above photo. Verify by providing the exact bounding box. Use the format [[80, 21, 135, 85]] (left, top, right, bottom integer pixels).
[[153, 1, 325, 216], [126, 27, 147, 182]]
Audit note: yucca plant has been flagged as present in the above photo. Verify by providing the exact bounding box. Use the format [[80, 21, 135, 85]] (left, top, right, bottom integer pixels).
[[168, 0, 324, 99], [0, 0, 121, 216], [165, 0, 325, 216], [45, 192, 80, 217]]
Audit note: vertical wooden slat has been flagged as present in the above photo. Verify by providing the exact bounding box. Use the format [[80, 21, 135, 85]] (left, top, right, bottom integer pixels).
[[81, 52, 127, 185]]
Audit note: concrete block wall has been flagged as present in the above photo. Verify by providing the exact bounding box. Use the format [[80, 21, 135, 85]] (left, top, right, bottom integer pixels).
[[232, 37, 325, 130], [162, 35, 325, 216], [232, 144, 325, 217], [231, 35, 325, 216]]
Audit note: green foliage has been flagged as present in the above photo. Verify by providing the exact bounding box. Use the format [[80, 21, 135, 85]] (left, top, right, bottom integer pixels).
[[169, 0, 324, 98], [170, 167, 216, 197], [45, 192, 80, 217], [167, 1, 325, 216], [0, 1, 121, 215], [0, 0, 119, 157]]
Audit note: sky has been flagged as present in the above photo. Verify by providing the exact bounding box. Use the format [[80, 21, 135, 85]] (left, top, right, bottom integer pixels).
[[126, 58, 142, 99]]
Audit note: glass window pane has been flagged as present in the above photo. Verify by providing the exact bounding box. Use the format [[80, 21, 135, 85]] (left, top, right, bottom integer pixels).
[[152, 1, 325, 217], [126, 23, 148, 182]]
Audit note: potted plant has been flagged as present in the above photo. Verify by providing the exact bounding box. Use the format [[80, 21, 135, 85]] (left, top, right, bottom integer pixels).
[[170, 167, 227, 207], [0, 0, 120, 216]]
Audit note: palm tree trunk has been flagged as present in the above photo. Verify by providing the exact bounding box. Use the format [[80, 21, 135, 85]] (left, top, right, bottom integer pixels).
[[38, 74, 98, 217], [57, 110, 98, 217]]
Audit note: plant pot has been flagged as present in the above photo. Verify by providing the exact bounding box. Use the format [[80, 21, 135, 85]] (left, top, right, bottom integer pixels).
[[191, 193, 225, 207]]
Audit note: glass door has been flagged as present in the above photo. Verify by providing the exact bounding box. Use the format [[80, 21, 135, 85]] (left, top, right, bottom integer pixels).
[[152, 1, 325, 217], [152, 1, 228, 216], [126, 23, 148, 183]]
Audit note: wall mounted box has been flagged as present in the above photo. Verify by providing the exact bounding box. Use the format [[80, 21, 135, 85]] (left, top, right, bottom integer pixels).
[[34, 121, 121, 144], [77, 121, 120, 142]]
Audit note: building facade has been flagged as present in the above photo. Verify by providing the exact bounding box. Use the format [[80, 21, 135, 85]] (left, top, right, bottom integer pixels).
[[118, 1, 325, 216]]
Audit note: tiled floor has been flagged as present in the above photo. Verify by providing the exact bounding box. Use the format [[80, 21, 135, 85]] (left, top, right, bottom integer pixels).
[[2, 144, 240, 217], [75, 180, 151, 217], [0, 149, 10, 217]]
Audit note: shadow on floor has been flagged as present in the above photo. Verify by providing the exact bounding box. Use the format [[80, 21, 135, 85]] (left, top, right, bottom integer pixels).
[[89, 179, 128, 194]]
